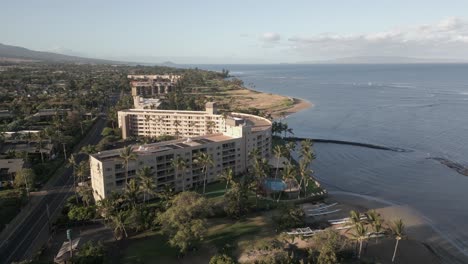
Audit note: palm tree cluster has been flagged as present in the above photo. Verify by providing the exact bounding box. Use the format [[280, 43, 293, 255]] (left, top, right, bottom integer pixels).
[[348, 209, 406, 262], [272, 121, 294, 138]]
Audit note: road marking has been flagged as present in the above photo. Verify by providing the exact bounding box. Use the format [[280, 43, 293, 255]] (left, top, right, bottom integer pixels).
[[4, 174, 73, 263]]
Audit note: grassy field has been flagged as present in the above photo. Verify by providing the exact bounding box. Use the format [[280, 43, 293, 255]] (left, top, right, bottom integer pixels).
[[0, 189, 25, 232], [121, 213, 276, 264]]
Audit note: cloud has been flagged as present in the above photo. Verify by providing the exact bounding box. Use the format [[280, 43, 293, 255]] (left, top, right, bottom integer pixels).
[[260, 32, 281, 42], [287, 17, 468, 59]]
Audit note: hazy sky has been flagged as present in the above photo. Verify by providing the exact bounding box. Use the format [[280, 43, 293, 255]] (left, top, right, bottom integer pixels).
[[2, 0, 468, 63]]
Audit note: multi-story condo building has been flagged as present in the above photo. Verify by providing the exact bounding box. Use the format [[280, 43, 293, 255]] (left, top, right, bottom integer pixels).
[[90, 103, 272, 201], [118, 102, 224, 139], [128, 74, 181, 97]]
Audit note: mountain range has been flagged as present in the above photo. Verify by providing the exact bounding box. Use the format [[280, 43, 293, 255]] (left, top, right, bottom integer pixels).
[[1, 43, 467, 65], [0, 43, 122, 64]]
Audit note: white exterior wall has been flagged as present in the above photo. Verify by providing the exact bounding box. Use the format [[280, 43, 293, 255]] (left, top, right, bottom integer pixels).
[[118, 109, 226, 139]]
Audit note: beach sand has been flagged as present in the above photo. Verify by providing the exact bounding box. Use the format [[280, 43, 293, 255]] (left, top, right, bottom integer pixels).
[[210, 87, 313, 119], [271, 97, 313, 119], [322, 191, 467, 264]]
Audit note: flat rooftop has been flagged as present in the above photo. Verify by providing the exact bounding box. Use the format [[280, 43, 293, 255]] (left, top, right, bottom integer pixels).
[[91, 133, 235, 162], [230, 113, 271, 132], [0, 159, 24, 173]]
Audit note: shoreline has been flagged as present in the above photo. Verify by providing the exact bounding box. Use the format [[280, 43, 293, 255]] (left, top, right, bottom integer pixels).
[[326, 191, 467, 264], [270, 97, 313, 119]]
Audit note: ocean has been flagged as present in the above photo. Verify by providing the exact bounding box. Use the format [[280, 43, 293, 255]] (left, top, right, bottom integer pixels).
[[194, 63, 468, 261]]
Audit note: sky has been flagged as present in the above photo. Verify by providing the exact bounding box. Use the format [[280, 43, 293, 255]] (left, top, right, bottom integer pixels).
[[2, 0, 468, 64]]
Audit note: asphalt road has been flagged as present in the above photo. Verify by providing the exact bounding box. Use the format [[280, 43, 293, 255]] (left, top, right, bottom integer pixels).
[[0, 117, 108, 263]]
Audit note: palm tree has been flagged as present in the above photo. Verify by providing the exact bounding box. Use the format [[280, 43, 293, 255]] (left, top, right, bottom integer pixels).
[[280, 163, 296, 202], [119, 146, 137, 190], [300, 139, 313, 158], [80, 144, 97, 155], [77, 185, 93, 206], [284, 141, 296, 162], [110, 210, 128, 240], [220, 167, 234, 193], [351, 222, 368, 259], [137, 166, 155, 203], [125, 179, 140, 208], [157, 184, 174, 209], [297, 159, 312, 198], [273, 145, 284, 179], [173, 119, 181, 138], [171, 156, 187, 191], [206, 121, 216, 134], [67, 154, 79, 203], [366, 210, 383, 237], [350, 210, 362, 225], [391, 219, 405, 262], [144, 115, 151, 137], [194, 152, 214, 194], [34, 130, 47, 164]]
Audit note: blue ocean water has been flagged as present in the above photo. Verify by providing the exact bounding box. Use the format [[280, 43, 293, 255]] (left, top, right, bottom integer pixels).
[[195, 64, 468, 261]]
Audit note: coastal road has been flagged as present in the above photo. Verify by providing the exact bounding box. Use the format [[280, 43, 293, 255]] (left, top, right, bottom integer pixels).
[[0, 116, 108, 263]]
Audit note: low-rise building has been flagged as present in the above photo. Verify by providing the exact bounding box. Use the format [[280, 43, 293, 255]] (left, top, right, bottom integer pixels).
[[30, 109, 71, 122], [90, 104, 272, 200], [0, 159, 25, 185]]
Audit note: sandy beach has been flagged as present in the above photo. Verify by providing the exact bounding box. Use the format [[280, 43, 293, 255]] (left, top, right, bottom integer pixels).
[[319, 191, 467, 264], [270, 97, 313, 119]]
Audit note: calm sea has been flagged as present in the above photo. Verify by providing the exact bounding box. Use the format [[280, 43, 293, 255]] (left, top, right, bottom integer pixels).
[[193, 64, 468, 261]]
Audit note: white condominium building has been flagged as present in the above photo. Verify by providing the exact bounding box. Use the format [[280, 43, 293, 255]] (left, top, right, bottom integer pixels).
[[90, 104, 272, 200], [118, 102, 224, 139]]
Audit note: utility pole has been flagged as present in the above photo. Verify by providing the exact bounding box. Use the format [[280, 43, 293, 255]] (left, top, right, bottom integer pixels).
[[23, 170, 30, 200], [62, 143, 67, 161], [46, 204, 51, 231]]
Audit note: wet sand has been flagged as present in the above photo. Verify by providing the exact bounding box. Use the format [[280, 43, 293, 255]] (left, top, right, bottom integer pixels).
[[326, 191, 467, 264]]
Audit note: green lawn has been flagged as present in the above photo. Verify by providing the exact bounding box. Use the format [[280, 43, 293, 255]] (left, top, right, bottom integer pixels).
[[0, 189, 25, 232], [121, 230, 180, 264], [121, 214, 276, 264]]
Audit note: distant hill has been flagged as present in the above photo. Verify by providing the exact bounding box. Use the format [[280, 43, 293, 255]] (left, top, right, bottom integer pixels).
[[299, 56, 467, 64], [0, 43, 122, 64]]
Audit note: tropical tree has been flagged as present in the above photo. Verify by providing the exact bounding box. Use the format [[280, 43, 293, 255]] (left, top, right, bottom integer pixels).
[[76, 185, 93, 206], [110, 210, 128, 240], [279, 162, 297, 201], [171, 156, 187, 191], [351, 222, 368, 259], [284, 141, 296, 162], [34, 130, 47, 163], [349, 210, 362, 225], [77, 160, 90, 183], [282, 162, 297, 192], [206, 121, 216, 134], [219, 167, 234, 193], [391, 219, 405, 262], [273, 144, 284, 179], [119, 146, 137, 190], [68, 154, 79, 203], [366, 210, 383, 242], [136, 166, 155, 203], [194, 152, 214, 194], [157, 192, 211, 253], [157, 184, 175, 209], [298, 158, 312, 198], [125, 179, 140, 208], [14, 168, 35, 198], [173, 119, 181, 138]]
